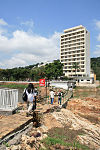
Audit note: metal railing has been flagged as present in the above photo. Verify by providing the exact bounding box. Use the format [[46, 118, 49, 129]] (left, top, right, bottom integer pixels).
[[0, 88, 18, 110]]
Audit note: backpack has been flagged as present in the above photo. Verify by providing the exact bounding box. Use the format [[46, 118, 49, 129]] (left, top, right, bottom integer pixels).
[[58, 92, 61, 97], [22, 89, 27, 102]]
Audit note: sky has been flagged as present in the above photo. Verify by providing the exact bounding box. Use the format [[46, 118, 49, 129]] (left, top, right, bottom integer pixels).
[[0, 0, 100, 69]]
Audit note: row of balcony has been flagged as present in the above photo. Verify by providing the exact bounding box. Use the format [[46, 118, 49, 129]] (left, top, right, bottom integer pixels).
[[61, 48, 85, 53], [64, 61, 85, 65], [61, 58, 85, 62], [63, 62, 84, 65], [61, 41, 84, 47], [61, 39, 85, 46], [61, 35, 84, 43], [61, 47, 85, 52], [61, 43, 85, 49], [61, 42, 85, 47], [61, 52, 85, 57], [62, 28, 85, 36], [61, 53, 85, 58], [61, 50, 85, 55], [64, 65, 85, 69], [61, 31, 85, 39], [63, 69, 85, 73]]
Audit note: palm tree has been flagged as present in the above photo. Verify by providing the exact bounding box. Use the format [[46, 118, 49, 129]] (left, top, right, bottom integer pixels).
[[71, 62, 80, 76]]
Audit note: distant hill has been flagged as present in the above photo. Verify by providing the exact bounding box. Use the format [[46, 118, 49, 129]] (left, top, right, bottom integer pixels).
[[91, 57, 100, 80], [0, 58, 100, 81]]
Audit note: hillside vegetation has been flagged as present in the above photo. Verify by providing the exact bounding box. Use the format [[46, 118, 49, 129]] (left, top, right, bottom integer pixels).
[[91, 57, 100, 80], [0, 57, 100, 81], [0, 60, 63, 81]]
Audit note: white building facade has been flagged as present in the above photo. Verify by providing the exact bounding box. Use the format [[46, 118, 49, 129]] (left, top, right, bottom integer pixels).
[[60, 25, 90, 77]]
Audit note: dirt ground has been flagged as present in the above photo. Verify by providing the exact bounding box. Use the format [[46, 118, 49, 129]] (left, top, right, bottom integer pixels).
[[67, 89, 100, 125], [0, 86, 100, 149], [39, 88, 100, 149]]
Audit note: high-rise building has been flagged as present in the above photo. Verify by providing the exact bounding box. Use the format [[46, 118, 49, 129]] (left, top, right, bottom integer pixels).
[[60, 25, 90, 77]]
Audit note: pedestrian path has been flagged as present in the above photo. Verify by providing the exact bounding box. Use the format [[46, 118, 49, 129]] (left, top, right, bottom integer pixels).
[[0, 112, 32, 141], [0, 103, 59, 144]]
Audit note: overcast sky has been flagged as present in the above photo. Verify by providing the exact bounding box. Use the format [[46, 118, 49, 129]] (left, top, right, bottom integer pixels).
[[0, 0, 100, 69]]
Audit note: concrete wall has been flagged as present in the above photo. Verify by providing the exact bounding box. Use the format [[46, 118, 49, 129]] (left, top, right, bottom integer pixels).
[[50, 81, 76, 89]]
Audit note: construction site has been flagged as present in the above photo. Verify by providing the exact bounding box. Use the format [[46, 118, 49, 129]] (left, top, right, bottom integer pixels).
[[0, 82, 100, 150]]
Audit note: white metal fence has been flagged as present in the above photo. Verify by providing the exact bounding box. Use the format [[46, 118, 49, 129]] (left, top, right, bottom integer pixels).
[[0, 88, 18, 111]]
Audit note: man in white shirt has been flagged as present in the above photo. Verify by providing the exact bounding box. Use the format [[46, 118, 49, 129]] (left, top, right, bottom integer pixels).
[[50, 89, 55, 104]]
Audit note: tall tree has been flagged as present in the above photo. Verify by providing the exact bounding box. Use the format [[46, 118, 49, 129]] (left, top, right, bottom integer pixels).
[[44, 60, 63, 80], [71, 62, 80, 76]]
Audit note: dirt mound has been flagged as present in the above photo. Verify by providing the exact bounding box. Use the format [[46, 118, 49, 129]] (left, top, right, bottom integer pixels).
[[67, 98, 100, 124], [52, 108, 100, 149]]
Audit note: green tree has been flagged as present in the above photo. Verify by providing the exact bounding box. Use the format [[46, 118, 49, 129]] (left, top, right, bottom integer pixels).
[[0, 69, 13, 81], [91, 57, 100, 80], [0, 69, 6, 80], [31, 66, 45, 81], [11, 68, 30, 81], [44, 60, 63, 80], [71, 62, 80, 76]]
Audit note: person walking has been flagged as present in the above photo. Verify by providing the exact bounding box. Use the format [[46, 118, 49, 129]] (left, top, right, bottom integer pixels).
[[69, 86, 73, 98], [50, 89, 55, 104], [23, 83, 35, 117], [58, 90, 62, 105]]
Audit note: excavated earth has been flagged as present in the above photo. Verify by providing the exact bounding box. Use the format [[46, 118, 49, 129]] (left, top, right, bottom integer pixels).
[[52, 98, 100, 149], [0, 87, 100, 150]]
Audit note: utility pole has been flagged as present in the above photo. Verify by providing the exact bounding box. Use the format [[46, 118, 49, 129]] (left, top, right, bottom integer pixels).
[[45, 78, 47, 103]]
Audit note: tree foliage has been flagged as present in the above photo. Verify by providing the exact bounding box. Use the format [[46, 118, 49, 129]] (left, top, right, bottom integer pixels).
[[71, 62, 80, 76], [0, 60, 63, 81], [44, 60, 63, 80], [0, 57, 100, 81], [91, 57, 100, 80]]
